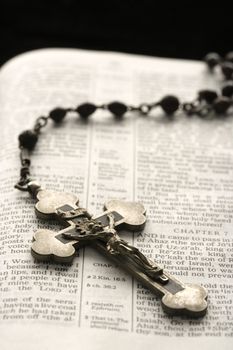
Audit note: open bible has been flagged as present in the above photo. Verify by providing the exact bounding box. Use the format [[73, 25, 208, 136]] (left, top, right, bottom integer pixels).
[[0, 49, 232, 349]]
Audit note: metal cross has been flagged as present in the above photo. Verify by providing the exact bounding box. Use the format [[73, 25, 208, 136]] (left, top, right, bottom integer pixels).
[[31, 188, 208, 318]]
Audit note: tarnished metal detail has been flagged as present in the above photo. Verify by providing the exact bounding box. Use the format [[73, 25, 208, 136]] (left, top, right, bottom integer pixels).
[[32, 228, 78, 264], [104, 199, 146, 231], [93, 240, 208, 318], [20, 148, 31, 167], [74, 218, 103, 235], [56, 207, 91, 220], [161, 283, 208, 317], [35, 189, 80, 219], [27, 181, 42, 198], [31, 189, 208, 317], [14, 150, 32, 191], [182, 100, 213, 118], [65, 213, 165, 282], [33, 116, 49, 133]]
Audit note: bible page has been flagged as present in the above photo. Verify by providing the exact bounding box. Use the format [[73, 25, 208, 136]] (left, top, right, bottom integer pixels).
[[0, 49, 232, 349]]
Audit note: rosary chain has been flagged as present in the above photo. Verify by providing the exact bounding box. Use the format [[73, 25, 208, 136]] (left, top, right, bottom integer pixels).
[[15, 52, 233, 191]]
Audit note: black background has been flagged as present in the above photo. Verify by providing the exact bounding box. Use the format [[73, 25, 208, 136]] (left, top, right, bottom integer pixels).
[[0, 0, 232, 66]]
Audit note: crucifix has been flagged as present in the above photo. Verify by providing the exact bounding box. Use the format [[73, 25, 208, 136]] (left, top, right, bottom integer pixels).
[[30, 186, 208, 318]]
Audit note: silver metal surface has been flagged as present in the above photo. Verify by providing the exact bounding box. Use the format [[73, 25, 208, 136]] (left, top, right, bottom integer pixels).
[[35, 189, 80, 219], [32, 228, 78, 263], [104, 199, 146, 231]]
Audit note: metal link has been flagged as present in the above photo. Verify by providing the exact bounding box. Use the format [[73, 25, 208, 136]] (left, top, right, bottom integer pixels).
[[20, 148, 31, 166], [182, 102, 196, 115], [16, 116, 49, 189], [97, 104, 108, 110], [127, 105, 138, 112], [138, 103, 152, 115], [182, 101, 213, 117], [33, 116, 49, 133], [27, 181, 42, 198], [14, 176, 32, 191]]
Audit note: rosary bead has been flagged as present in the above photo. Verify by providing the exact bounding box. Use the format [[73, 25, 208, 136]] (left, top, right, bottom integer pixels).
[[221, 62, 233, 80], [204, 52, 221, 69], [76, 103, 97, 119], [222, 81, 233, 97], [213, 97, 231, 114], [49, 108, 67, 123], [198, 89, 218, 104], [159, 95, 180, 114], [18, 130, 38, 150], [225, 51, 233, 63], [107, 101, 128, 117]]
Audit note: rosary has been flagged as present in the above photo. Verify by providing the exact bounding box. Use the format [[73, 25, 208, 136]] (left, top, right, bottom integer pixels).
[[15, 52, 233, 318]]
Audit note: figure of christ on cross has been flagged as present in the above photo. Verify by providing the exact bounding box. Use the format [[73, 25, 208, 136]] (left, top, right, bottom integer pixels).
[[63, 213, 166, 282]]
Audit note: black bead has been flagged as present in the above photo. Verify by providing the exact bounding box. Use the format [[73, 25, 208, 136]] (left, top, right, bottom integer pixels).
[[225, 51, 233, 63], [76, 103, 96, 119], [222, 81, 233, 97], [213, 97, 231, 114], [159, 95, 180, 114], [198, 90, 218, 104], [18, 130, 38, 150], [107, 102, 127, 117], [204, 52, 221, 69], [49, 108, 67, 123], [221, 62, 233, 80]]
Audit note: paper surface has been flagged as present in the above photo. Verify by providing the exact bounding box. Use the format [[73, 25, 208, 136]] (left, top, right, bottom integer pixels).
[[0, 48, 232, 348]]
